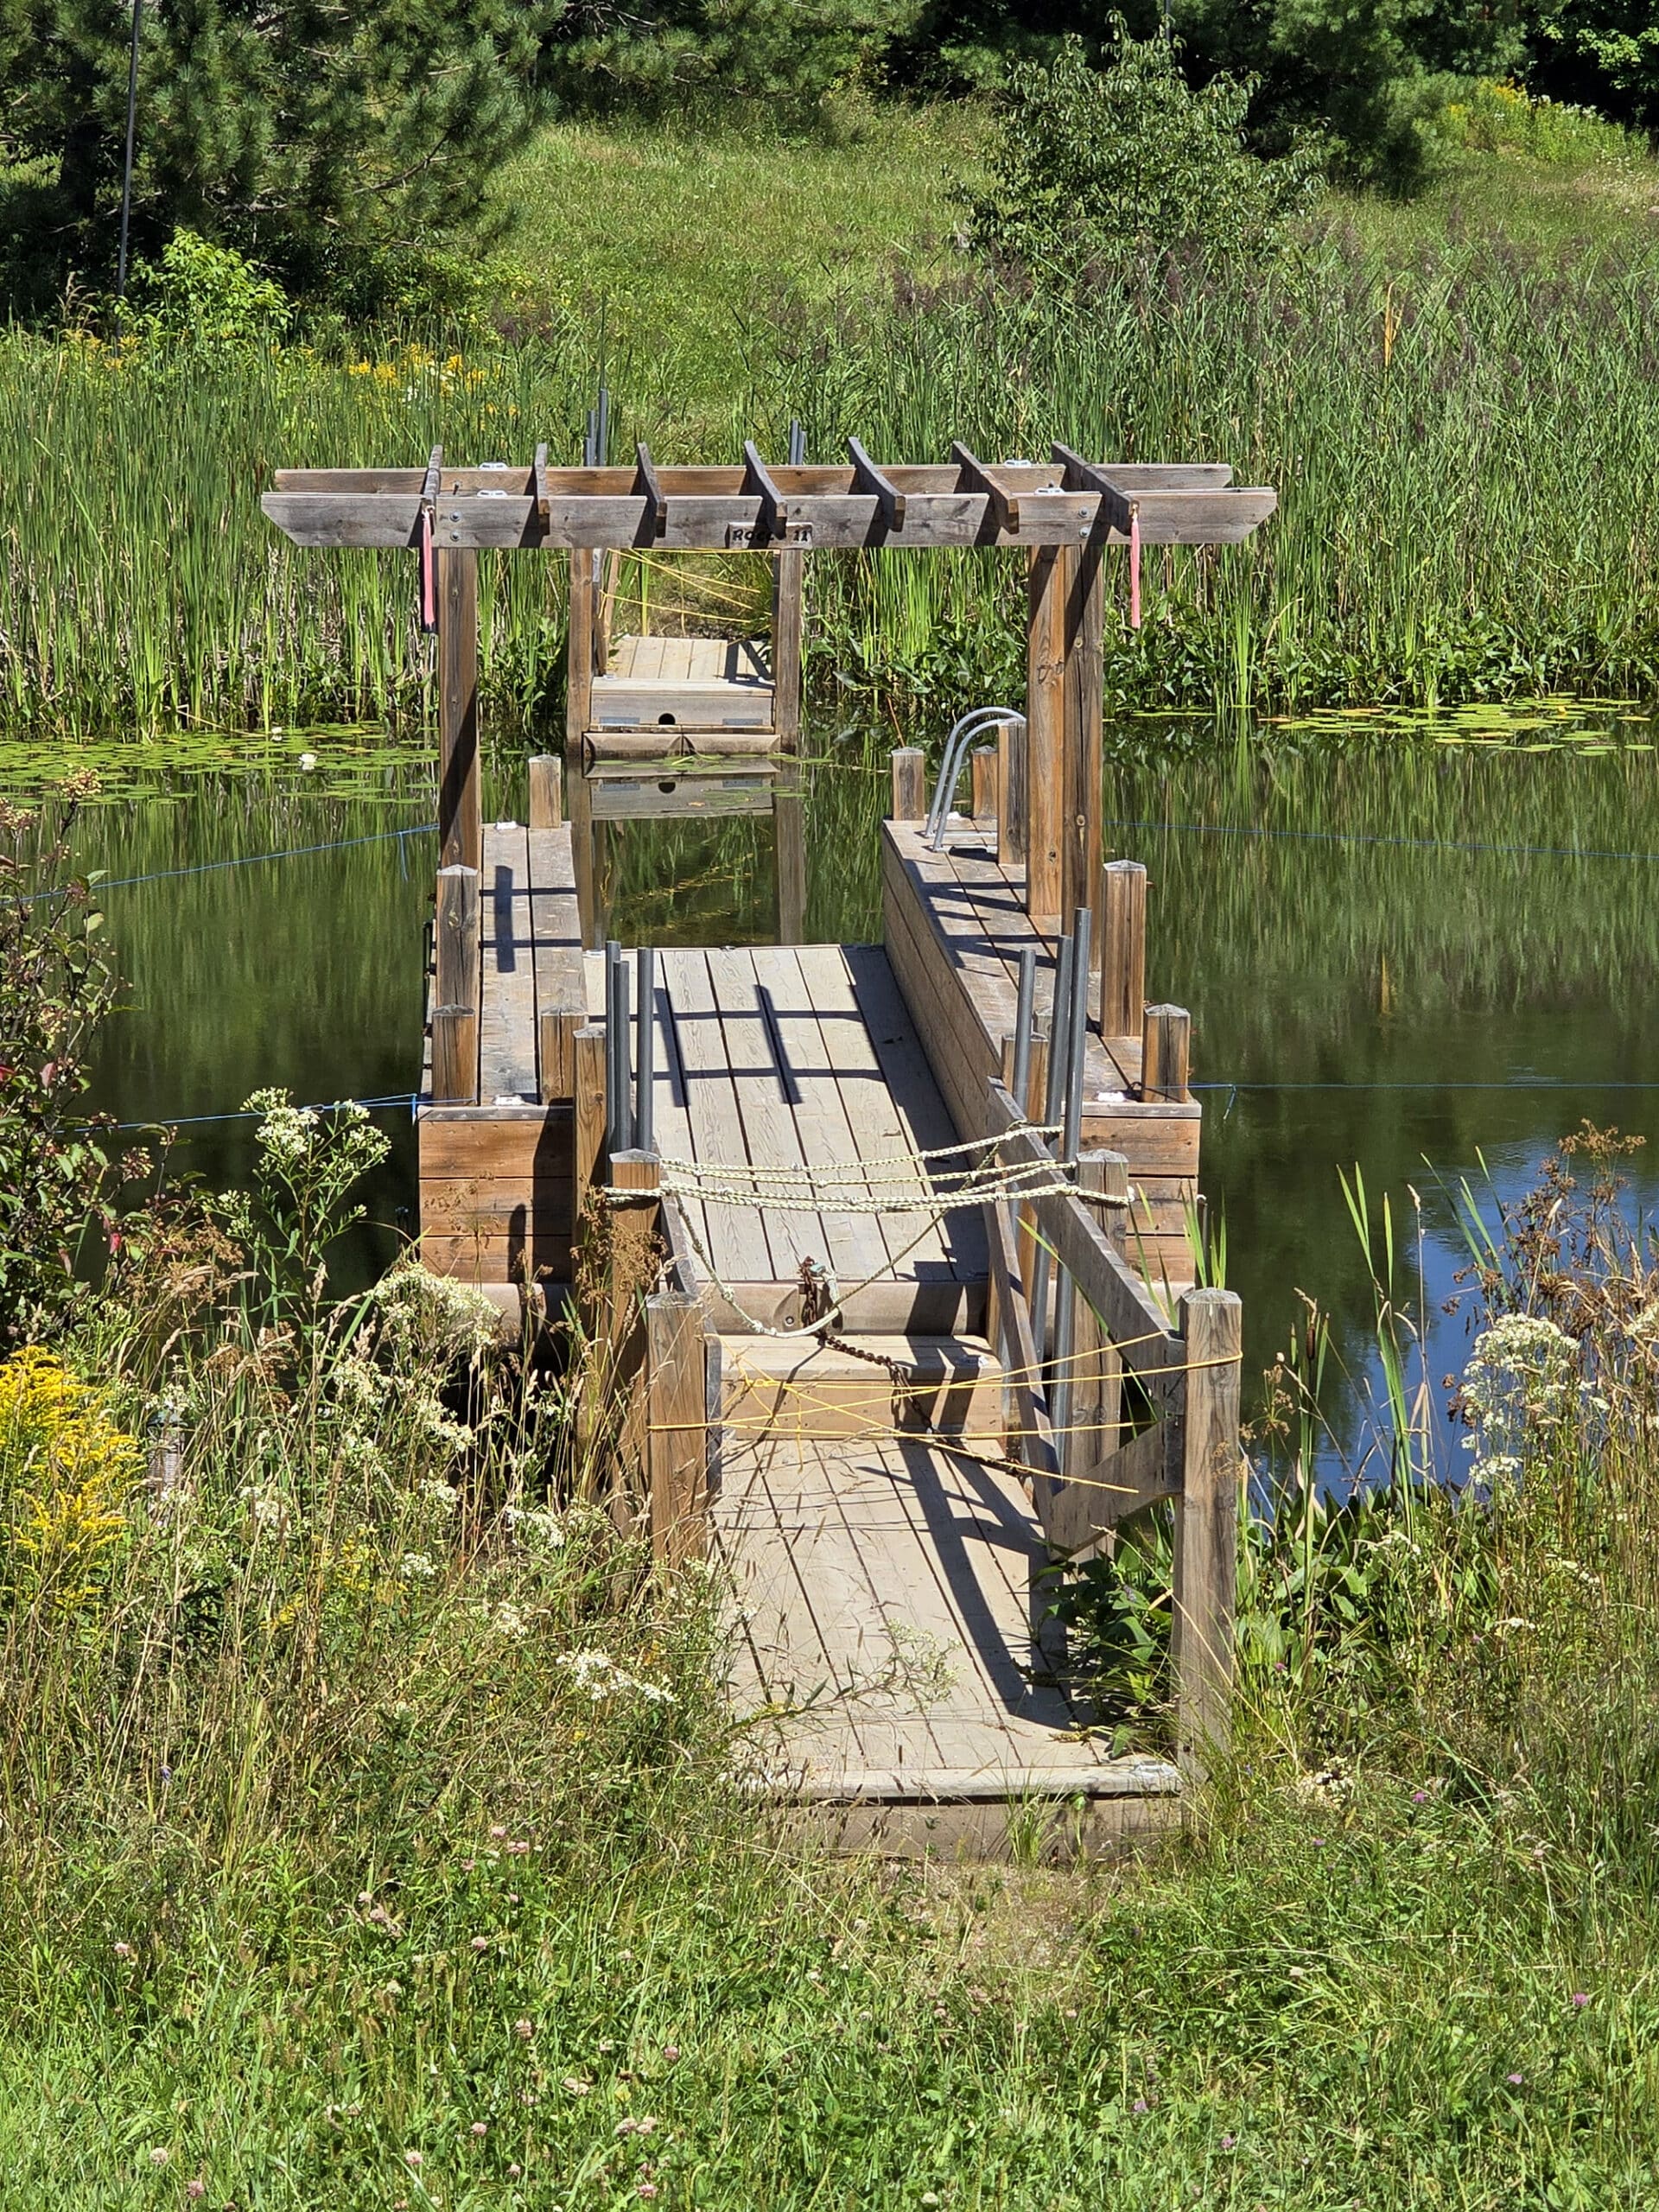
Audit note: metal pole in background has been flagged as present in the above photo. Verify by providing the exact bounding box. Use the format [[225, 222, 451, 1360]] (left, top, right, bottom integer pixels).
[[114, 0, 144, 312]]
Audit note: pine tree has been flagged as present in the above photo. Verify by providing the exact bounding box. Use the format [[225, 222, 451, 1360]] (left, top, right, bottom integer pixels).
[[0, 0, 559, 314]]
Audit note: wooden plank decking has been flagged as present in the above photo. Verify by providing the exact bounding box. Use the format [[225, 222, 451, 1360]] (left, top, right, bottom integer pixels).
[[583, 938, 990, 1335], [716, 1428, 1179, 1853], [590, 633, 774, 731]]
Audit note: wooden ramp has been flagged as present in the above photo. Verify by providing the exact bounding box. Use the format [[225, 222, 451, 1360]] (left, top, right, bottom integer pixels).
[[715, 1427, 1180, 1856], [601, 940, 990, 1336]]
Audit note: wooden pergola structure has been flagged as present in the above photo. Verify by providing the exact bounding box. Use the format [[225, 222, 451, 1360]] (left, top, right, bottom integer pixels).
[[264, 442, 1275, 952], [261, 437, 1279, 1852]]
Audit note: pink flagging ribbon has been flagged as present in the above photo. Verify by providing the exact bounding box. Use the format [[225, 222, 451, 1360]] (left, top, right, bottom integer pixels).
[[418, 508, 437, 633], [1128, 502, 1142, 631]]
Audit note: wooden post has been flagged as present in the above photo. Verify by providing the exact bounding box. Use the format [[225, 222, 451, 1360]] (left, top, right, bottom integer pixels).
[[995, 715, 1027, 869], [890, 747, 925, 823], [1068, 1151, 1128, 1484], [1141, 1003, 1191, 1103], [1025, 547, 1065, 929], [1061, 537, 1105, 976], [969, 745, 996, 822], [528, 754, 563, 831], [539, 1009, 581, 1107], [645, 1291, 709, 1565], [607, 1147, 662, 1344], [1100, 860, 1147, 1040], [567, 550, 603, 947], [1172, 1287, 1242, 1768], [437, 548, 481, 873], [573, 1023, 607, 1226], [772, 551, 804, 747], [430, 862, 479, 1106], [772, 550, 807, 943]]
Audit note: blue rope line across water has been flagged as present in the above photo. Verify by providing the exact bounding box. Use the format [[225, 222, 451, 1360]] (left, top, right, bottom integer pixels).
[[33, 821, 436, 902]]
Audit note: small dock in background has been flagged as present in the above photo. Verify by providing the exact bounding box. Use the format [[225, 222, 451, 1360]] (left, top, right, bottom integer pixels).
[[265, 439, 1274, 1855]]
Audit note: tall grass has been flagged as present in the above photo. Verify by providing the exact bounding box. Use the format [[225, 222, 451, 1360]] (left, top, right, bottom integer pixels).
[[3, 215, 1658, 741]]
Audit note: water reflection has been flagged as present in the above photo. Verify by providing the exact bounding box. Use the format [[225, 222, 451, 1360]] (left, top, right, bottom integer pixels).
[[50, 709, 1659, 1476]]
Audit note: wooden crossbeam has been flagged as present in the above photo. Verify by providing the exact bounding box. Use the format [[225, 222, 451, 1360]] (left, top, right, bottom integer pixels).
[[950, 442, 1021, 533], [1052, 443, 1132, 535], [741, 442, 785, 537], [633, 442, 668, 537], [264, 453, 1276, 552], [848, 437, 906, 531]]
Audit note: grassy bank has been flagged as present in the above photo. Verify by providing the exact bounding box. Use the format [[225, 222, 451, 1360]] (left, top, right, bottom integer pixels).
[[6, 1071, 1659, 2204], [3, 106, 1658, 741]]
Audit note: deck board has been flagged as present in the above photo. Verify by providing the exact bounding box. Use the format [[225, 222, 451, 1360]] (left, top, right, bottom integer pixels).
[[716, 1429, 1177, 1801], [479, 825, 538, 1102], [704, 946, 828, 1281], [747, 944, 896, 1294], [659, 950, 778, 1287]]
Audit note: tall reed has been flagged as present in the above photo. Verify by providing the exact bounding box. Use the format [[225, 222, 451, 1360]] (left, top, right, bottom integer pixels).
[[3, 222, 1657, 741]]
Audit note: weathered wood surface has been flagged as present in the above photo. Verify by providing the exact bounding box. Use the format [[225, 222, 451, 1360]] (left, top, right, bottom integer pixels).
[[265, 460, 1275, 552], [716, 1430, 1181, 1819], [880, 822, 1199, 1275]]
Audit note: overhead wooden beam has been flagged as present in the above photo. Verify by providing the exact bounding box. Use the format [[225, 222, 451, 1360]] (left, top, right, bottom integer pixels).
[[633, 442, 668, 537], [263, 455, 1276, 552], [950, 442, 1020, 533], [847, 437, 906, 531], [741, 442, 786, 537]]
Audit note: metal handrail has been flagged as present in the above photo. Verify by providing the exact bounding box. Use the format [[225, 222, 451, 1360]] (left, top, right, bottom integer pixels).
[[925, 706, 1027, 850]]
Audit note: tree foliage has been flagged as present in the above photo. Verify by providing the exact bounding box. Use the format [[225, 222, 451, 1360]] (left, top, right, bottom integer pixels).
[[542, 0, 912, 117], [0, 0, 555, 314], [965, 27, 1321, 284]]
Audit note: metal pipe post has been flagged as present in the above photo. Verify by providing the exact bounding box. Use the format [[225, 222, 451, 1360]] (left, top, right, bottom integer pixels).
[[634, 946, 656, 1154]]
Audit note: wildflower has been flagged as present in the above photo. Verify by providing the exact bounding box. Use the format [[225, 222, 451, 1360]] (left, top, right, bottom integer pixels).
[[563, 2077, 593, 2096], [149, 2147, 169, 2165], [638, 2189, 658, 2202], [187, 2183, 207, 2202], [507, 2164, 522, 2179], [1220, 2134, 1236, 2150], [1311, 1837, 1325, 1848], [515, 2018, 534, 2039], [1411, 1789, 1428, 1803], [470, 2122, 487, 2138], [1507, 2072, 1523, 2085], [1132, 2097, 1148, 2114], [490, 1825, 508, 1840], [298, 752, 317, 773], [471, 1936, 490, 1953], [505, 1839, 531, 1855], [662, 2045, 680, 2063], [400, 1552, 438, 1582], [113, 1941, 132, 1959], [404, 2149, 423, 2167], [1573, 1992, 1590, 2008]]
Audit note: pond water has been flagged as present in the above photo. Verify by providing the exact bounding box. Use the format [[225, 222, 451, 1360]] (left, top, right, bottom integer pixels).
[[51, 702, 1659, 1481]]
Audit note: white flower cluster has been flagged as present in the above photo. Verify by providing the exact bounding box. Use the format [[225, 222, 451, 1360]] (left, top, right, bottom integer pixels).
[[399, 1550, 439, 1581], [556, 1649, 674, 1706], [1461, 1313, 1583, 1483], [503, 1503, 566, 1554]]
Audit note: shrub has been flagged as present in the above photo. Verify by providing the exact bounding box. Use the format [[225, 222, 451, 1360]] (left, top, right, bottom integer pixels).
[[128, 230, 290, 356], [963, 22, 1323, 287]]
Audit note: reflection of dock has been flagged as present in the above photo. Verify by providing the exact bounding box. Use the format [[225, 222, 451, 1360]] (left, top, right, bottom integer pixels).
[[265, 442, 1274, 1856]]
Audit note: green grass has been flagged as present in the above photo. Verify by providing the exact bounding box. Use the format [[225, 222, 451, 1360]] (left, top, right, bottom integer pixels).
[[493, 99, 983, 411]]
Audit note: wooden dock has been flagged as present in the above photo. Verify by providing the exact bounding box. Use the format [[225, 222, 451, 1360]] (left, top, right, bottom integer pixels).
[[266, 438, 1271, 1856]]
